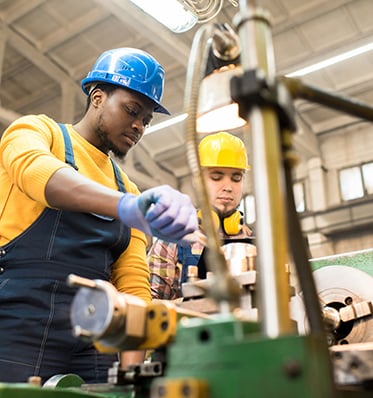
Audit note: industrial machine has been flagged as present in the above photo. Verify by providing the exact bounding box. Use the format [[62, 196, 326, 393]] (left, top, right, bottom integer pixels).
[[4, 248, 373, 398], [1, 1, 373, 397], [293, 249, 373, 390]]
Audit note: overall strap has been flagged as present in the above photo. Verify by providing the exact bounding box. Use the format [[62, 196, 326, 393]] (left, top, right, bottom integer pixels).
[[178, 243, 208, 282], [110, 159, 126, 193], [57, 123, 126, 193], [58, 123, 79, 170]]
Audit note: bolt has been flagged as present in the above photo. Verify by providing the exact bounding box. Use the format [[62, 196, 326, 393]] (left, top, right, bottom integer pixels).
[[283, 359, 302, 378]]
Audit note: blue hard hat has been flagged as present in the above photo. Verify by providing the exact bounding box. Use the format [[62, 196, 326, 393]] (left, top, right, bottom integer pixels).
[[81, 48, 170, 115]]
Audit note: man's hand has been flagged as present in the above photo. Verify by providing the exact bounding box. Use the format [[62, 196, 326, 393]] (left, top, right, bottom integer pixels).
[[117, 185, 198, 242]]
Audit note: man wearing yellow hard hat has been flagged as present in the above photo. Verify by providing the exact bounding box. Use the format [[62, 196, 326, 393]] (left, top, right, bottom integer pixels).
[[148, 131, 253, 300]]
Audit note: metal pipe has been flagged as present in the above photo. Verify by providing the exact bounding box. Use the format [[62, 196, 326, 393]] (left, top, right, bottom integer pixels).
[[183, 24, 241, 310], [233, 1, 293, 337], [281, 76, 373, 122]]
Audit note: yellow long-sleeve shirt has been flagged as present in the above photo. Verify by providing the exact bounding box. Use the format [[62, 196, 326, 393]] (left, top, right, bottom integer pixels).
[[0, 114, 151, 302]]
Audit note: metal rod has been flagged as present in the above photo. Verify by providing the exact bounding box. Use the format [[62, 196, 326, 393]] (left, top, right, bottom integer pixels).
[[67, 274, 97, 289], [281, 76, 373, 122], [233, 1, 293, 337]]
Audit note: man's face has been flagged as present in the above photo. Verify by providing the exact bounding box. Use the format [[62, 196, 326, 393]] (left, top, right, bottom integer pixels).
[[93, 88, 154, 159], [203, 167, 245, 216]]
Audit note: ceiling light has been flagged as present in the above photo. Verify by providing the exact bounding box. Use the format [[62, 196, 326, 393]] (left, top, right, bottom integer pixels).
[[128, 0, 198, 33], [197, 64, 246, 133], [145, 113, 188, 135], [286, 42, 373, 77]]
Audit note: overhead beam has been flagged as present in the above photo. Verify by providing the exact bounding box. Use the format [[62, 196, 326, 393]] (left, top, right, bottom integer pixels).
[[310, 113, 362, 135], [1, 23, 85, 108], [4, 23, 71, 82], [117, 151, 166, 191], [3, 81, 59, 110], [0, 30, 7, 84], [273, 0, 349, 35], [133, 144, 177, 188], [293, 117, 321, 159], [61, 82, 76, 123], [0, 106, 22, 125], [38, 8, 111, 53], [93, 0, 191, 65], [0, 0, 45, 23]]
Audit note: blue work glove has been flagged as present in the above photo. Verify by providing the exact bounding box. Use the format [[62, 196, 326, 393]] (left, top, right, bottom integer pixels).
[[117, 185, 198, 242]]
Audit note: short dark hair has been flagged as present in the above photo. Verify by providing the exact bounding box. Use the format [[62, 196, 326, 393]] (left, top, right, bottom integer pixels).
[[84, 83, 118, 113]]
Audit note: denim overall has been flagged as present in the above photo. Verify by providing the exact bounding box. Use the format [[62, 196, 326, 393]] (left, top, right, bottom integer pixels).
[[178, 244, 202, 283], [0, 124, 130, 383]]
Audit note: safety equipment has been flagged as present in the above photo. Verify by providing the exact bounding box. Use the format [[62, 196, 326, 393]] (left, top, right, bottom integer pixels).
[[81, 48, 170, 114], [117, 185, 198, 242], [198, 131, 249, 170], [221, 210, 244, 235], [198, 209, 243, 235]]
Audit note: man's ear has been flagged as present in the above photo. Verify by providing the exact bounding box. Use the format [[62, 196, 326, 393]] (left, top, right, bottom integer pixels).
[[90, 88, 104, 107]]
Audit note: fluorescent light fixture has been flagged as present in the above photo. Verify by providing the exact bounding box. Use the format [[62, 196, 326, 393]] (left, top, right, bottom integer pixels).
[[147, 41, 373, 133], [197, 64, 246, 133], [145, 113, 188, 135], [197, 103, 245, 133], [128, 0, 198, 33], [287, 42, 373, 77]]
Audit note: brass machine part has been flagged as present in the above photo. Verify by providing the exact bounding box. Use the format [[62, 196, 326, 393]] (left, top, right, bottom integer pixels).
[[68, 274, 211, 352], [151, 378, 209, 398]]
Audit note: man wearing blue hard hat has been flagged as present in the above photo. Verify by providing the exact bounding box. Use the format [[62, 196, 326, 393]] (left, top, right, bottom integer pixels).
[[0, 48, 198, 383]]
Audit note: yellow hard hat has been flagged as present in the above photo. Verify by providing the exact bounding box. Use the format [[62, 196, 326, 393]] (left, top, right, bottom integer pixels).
[[198, 132, 249, 170]]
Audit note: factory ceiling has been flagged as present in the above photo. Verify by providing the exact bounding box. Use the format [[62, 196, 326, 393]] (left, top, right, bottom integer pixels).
[[1, 0, 373, 190]]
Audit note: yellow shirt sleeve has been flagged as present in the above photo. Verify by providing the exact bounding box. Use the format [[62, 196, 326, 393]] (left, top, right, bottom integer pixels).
[[0, 115, 71, 244], [1, 114, 70, 205], [111, 228, 151, 303]]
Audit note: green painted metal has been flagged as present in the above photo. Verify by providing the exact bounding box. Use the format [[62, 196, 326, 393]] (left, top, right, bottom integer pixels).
[[1, 249, 372, 397], [2, 311, 373, 397], [44, 374, 85, 388], [0, 381, 135, 398], [310, 249, 373, 275], [0, 383, 99, 398], [156, 314, 336, 398]]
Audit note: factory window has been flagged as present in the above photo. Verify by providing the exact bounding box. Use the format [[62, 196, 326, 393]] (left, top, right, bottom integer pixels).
[[240, 194, 256, 225], [362, 162, 373, 194], [339, 165, 365, 201], [240, 184, 305, 225], [293, 181, 306, 213]]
